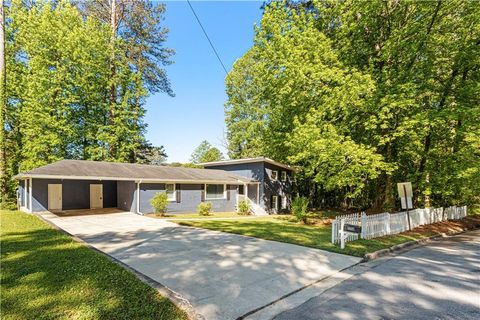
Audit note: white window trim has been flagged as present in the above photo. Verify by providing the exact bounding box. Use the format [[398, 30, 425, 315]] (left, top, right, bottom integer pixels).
[[281, 196, 287, 209], [205, 183, 227, 200], [272, 195, 279, 210], [271, 170, 278, 180], [165, 183, 176, 202], [281, 171, 287, 182]]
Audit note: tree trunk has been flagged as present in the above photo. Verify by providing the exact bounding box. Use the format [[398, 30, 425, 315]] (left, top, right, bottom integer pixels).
[[0, 0, 7, 208], [383, 142, 395, 209], [109, 0, 117, 158]]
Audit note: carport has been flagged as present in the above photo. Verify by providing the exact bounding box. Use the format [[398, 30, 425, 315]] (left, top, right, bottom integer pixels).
[[14, 159, 253, 214], [17, 178, 118, 213]]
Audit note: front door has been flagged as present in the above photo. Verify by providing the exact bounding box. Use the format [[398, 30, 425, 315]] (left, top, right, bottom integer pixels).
[[48, 184, 62, 211], [90, 184, 103, 209]]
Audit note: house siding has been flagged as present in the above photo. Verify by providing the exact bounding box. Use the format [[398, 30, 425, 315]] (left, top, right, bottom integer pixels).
[[139, 183, 238, 214], [205, 161, 293, 213], [18, 180, 25, 207], [117, 181, 136, 212], [206, 162, 264, 181], [263, 163, 292, 213], [31, 179, 117, 212]]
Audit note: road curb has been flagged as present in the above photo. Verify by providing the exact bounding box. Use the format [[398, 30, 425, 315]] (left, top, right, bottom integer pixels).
[[33, 212, 203, 320], [362, 226, 479, 262]]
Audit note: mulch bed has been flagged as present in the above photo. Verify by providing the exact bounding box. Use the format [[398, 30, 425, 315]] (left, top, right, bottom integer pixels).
[[406, 215, 480, 235]]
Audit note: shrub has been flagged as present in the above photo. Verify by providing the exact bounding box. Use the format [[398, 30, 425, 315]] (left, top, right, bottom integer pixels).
[[237, 200, 251, 215], [150, 192, 168, 216], [197, 202, 212, 216], [292, 196, 309, 224]]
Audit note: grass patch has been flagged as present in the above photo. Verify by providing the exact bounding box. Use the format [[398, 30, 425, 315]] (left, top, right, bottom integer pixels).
[[176, 216, 438, 257], [146, 211, 242, 219], [0, 210, 187, 320]]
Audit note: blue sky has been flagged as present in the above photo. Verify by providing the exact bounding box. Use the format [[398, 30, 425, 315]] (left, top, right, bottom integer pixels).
[[144, 1, 263, 162]]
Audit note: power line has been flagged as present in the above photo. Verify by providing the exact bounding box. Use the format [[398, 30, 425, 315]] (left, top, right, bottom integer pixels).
[[186, 0, 228, 75]]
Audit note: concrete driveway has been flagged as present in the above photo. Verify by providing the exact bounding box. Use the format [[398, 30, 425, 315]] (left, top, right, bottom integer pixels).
[[40, 211, 360, 320], [274, 229, 480, 320]]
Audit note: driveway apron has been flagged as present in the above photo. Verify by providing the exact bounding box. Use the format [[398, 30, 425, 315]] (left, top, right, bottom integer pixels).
[[40, 211, 360, 320]]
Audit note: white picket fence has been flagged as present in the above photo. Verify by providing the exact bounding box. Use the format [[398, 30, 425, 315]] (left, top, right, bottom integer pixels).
[[332, 205, 468, 245], [331, 212, 361, 244]]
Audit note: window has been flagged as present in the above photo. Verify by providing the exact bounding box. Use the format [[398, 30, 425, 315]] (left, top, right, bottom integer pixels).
[[281, 196, 287, 209], [281, 171, 287, 182], [206, 184, 225, 200], [271, 195, 278, 210], [271, 170, 278, 180], [166, 183, 176, 201]]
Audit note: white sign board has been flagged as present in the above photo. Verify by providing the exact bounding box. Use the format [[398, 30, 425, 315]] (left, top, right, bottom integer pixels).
[[397, 182, 413, 198], [400, 197, 413, 210], [397, 182, 413, 209]]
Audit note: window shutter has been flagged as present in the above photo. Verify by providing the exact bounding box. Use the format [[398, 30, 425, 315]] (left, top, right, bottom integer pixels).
[[201, 184, 205, 202], [226, 186, 230, 200], [176, 184, 181, 203], [270, 195, 274, 208]]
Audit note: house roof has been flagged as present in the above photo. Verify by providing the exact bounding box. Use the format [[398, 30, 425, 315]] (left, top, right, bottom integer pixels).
[[14, 160, 256, 184], [201, 157, 294, 171]]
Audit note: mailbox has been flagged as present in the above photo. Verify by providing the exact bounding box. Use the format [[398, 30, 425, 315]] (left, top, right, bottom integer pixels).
[[343, 224, 362, 234]]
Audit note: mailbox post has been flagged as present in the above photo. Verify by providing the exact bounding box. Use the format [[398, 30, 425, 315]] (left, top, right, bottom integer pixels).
[[340, 219, 362, 249]]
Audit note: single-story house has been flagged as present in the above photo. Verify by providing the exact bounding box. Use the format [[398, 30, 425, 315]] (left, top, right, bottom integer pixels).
[[14, 157, 293, 215]]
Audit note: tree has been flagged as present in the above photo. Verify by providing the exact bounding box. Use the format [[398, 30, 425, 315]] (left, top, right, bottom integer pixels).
[[79, 0, 174, 160], [0, 0, 174, 205], [225, 0, 480, 209], [135, 144, 167, 165], [190, 140, 224, 164], [0, 0, 6, 207]]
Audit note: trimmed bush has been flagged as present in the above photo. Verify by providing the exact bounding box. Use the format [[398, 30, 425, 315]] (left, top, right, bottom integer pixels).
[[197, 202, 212, 216], [292, 196, 309, 224], [237, 200, 251, 215], [150, 192, 168, 216]]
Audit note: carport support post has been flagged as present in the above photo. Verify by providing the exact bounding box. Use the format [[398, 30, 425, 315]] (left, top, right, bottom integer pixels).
[[136, 181, 142, 215], [23, 179, 27, 211], [29, 178, 32, 212], [256, 183, 259, 204]]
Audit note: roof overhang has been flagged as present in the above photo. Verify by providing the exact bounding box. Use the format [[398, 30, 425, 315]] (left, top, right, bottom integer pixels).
[[13, 174, 257, 185], [201, 157, 295, 171]]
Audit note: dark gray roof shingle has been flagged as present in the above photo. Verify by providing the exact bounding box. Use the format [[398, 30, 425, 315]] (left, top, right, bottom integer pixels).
[[14, 160, 255, 183]]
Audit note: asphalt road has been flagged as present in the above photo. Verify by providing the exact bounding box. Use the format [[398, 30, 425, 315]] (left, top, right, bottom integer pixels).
[[274, 229, 480, 320]]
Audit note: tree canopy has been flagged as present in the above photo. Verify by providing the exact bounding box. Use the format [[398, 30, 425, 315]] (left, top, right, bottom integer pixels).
[[0, 0, 173, 206], [190, 140, 224, 164], [225, 0, 480, 209]]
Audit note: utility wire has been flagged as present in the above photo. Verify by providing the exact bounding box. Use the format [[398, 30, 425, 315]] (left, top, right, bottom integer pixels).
[[186, 0, 228, 75]]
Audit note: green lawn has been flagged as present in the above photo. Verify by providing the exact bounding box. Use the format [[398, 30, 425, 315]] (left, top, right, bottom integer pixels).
[[0, 210, 187, 320], [176, 216, 436, 257]]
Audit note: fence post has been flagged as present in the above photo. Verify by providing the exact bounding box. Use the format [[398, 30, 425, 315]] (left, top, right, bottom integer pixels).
[[340, 218, 345, 249], [361, 212, 367, 239], [386, 213, 391, 235], [331, 220, 336, 244]]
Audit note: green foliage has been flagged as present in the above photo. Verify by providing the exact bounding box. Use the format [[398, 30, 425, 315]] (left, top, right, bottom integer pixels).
[[149, 192, 169, 216], [1, 0, 173, 202], [237, 200, 251, 215], [226, 0, 480, 209], [136, 144, 168, 165], [197, 202, 212, 216], [291, 196, 309, 224], [190, 140, 224, 164]]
